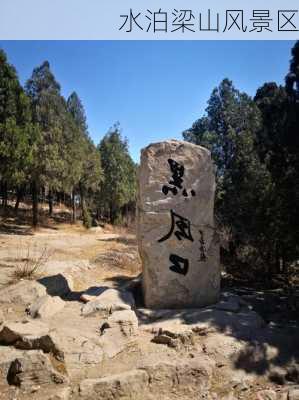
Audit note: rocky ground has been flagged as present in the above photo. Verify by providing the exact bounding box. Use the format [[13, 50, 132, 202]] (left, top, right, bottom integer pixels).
[[0, 216, 299, 400]]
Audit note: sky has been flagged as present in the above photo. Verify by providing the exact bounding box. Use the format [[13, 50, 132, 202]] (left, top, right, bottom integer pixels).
[[0, 40, 295, 162]]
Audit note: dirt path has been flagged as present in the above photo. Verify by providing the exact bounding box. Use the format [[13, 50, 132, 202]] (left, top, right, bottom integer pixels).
[[0, 223, 141, 291]]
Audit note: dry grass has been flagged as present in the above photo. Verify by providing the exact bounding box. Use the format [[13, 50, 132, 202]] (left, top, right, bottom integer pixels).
[[94, 249, 141, 275], [9, 241, 52, 282]]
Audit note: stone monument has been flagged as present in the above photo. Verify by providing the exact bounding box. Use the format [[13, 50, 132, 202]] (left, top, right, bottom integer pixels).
[[137, 140, 220, 309]]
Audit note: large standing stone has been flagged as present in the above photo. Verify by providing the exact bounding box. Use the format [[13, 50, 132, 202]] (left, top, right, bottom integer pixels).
[[137, 140, 220, 308]]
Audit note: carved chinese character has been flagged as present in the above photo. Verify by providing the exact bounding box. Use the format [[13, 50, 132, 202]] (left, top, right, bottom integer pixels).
[[158, 210, 194, 243]]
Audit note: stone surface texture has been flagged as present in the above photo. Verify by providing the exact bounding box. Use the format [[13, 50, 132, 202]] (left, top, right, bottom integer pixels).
[[137, 139, 220, 308], [29, 296, 65, 319], [80, 288, 135, 316], [0, 281, 47, 306]]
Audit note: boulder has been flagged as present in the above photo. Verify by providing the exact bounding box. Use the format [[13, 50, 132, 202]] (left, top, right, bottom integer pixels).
[[7, 350, 67, 389], [29, 295, 65, 319], [137, 140, 220, 308], [81, 288, 135, 316], [79, 358, 213, 400], [0, 280, 46, 306], [0, 321, 63, 360]]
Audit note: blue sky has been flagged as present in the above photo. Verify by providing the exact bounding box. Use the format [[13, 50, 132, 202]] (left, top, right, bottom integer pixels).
[[0, 41, 295, 161]]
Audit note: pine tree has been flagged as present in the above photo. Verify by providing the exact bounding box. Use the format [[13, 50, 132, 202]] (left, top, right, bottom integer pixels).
[[0, 49, 39, 209], [67, 92, 102, 227], [183, 79, 273, 279], [26, 61, 74, 225], [98, 124, 136, 224]]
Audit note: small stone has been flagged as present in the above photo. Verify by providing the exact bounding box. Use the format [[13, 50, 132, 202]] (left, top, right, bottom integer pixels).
[[30, 385, 40, 392], [152, 325, 194, 349]]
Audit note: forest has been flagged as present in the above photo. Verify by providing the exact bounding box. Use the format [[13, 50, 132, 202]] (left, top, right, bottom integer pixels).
[[0, 41, 298, 285]]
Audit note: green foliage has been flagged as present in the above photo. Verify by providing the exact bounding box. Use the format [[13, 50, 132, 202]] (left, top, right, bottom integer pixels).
[[254, 65, 299, 271], [0, 50, 39, 188], [98, 124, 137, 224], [26, 61, 75, 190], [66, 92, 103, 224], [183, 39, 299, 282], [183, 79, 278, 279]]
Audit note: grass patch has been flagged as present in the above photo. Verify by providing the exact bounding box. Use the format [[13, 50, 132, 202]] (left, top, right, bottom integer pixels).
[[9, 241, 51, 283]]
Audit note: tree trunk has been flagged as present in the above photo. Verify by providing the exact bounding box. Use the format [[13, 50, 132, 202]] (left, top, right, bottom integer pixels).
[[2, 181, 8, 208], [79, 184, 84, 216], [14, 186, 23, 211], [110, 202, 119, 225], [32, 181, 38, 228], [48, 190, 53, 216], [72, 189, 76, 223]]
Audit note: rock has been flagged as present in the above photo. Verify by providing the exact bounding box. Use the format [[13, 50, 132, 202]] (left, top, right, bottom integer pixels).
[[288, 388, 299, 400], [278, 392, 288, 400], [222, 394, 238, 400], [106, 310, 138, 337], [0, 321, 63, 360], [79, 369, 149, 399], [0, 308, 4, 324], [81, 288, 135, 316], [137, 139, 220, 308], [286, 365, 299, 383], [80, 358, 213, 399], [0, 280, 47, 305], [152, 325, 194, 349], [7, 350, 67, 389], [46, 386, 71, 400], [142, 358, 213, 397], [38, 274, 73, 297], [29, 295, 65, 319], [269, 367, 287, 385], [99, 310, 138, 358], [257, 390, 277, 400], [0, 347, 24, 385]]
